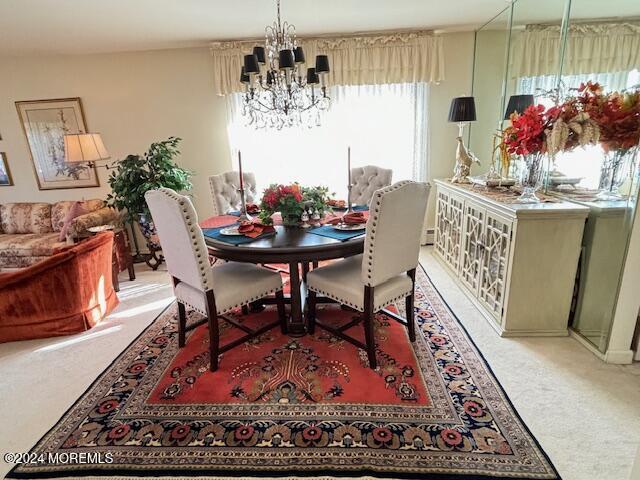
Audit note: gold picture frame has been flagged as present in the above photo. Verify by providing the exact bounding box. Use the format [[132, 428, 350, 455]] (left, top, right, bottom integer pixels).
[[15, 98, 99, 190], [0, 153, 13, 186]]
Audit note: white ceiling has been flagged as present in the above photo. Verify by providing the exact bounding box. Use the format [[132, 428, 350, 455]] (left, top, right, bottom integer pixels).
[[0, 0, 511, 55], [1, 0, 638, 56]]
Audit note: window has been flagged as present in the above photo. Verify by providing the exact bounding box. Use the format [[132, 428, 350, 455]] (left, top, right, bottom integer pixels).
[[226, 83, 428, 199]]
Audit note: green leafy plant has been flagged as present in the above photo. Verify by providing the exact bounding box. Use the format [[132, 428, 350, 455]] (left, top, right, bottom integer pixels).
[[107, 137, 192, 223]]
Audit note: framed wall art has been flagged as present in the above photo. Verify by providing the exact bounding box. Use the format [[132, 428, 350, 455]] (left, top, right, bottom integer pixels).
[[15, 98, 99, 190], [0, 153, 13, 186]]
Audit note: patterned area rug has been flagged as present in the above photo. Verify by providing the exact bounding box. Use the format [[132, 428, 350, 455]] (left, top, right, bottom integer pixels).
[[8, 266, 560, 480]]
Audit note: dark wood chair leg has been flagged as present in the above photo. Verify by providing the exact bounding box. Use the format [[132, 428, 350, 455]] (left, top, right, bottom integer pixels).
[[307, 290, 317, 335], [205, 290, 219, 372], [406, 269, 416, 342], [112, 265, 120, 292], [177, 301, 186, 347], [275, 289, 287, 334], [363, 286, 377, 369], [241, 305, 249, 315], [127, 263, 136, 281]]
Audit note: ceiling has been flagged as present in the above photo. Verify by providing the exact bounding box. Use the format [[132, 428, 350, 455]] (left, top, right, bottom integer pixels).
[[1, 0, 638, 56], [0, 0, 511, 55]]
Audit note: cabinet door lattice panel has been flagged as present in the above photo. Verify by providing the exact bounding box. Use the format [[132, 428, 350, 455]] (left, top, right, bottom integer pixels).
[[433, 179, 588, 337], [434, 190, 450, 261], [445, 196, 464, 272], [459, 203, 485, 294], [478, 213, 511, 321]]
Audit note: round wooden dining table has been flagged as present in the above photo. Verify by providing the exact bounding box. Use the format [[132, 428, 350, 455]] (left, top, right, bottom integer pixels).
[[201, 215, 365, 335]]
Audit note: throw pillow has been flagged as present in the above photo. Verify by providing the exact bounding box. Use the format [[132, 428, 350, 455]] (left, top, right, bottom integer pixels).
[[58, 201, 88, 241]]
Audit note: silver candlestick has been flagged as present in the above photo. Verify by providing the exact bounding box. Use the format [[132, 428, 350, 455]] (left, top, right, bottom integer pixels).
[[237, 188, 253, 223], [346, 183, 354, 214]]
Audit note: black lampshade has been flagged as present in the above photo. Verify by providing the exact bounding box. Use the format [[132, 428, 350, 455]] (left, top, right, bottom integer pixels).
[[306, 67, 319, 85], [243, 54, 260, 75], [239, 66, 250, 84], [252, 46, 266, 64], [504, 94, 534, 120], [315, 54, 330, 74], [448, 97, 476, 122], [266, 70, 275, 85], [293, 46, 305, 64], [278, 49, 295, 70]]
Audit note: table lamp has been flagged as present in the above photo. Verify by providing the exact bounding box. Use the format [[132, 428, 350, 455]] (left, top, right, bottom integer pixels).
[[504, 94, 534, 120], [448, 97, 479, 183], [64, 133, 110, 168]]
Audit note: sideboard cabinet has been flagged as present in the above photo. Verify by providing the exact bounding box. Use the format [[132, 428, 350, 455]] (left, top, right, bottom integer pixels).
[[433, 179, 589, 336]]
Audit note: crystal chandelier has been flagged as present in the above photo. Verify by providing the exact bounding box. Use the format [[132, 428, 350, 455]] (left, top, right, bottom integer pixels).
[[239, 0, 331, 129]]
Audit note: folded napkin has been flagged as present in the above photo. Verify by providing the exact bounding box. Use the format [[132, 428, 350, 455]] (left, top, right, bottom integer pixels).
[[246, 203, 260, 214], [327, 199, 347, 209], [237, 220, 275, 238], [326, 211, 366, 226]]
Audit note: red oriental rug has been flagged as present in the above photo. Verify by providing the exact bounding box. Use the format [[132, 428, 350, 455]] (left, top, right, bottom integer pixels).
[[8, 266, 560, 480]]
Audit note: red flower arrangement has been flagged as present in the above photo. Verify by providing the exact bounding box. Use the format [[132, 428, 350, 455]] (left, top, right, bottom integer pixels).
[[576, 81, 640, 152], [258, 183, 304, 225], [503, 104, 550, 156]]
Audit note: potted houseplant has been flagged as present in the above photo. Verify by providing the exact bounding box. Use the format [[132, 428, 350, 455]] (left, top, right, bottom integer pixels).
[[107, 137, 193, 255]]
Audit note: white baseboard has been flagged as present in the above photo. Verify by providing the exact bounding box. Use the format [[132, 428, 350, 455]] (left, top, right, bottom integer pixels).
[[422, 228, 435, 246], [604, 349, 635, 364]]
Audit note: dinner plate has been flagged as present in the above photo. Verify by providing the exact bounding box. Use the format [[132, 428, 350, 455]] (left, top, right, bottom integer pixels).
[[333, 223, 366, 231], [220, 226, 242, 236], [87, 225, 114, 233]]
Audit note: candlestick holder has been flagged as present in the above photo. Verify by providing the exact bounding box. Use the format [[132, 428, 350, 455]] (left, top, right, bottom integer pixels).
[[237, 187, 253, 223], [346, 183, 354, 213]]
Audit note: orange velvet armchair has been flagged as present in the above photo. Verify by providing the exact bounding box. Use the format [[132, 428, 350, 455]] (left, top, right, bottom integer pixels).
[[0, 232, 119, 343]]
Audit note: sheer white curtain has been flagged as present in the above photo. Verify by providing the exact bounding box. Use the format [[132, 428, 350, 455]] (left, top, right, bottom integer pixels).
[[225, 83, 428, 199]]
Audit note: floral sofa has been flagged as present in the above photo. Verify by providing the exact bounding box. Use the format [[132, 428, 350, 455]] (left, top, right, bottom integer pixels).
[[0, 200, 119, 269]]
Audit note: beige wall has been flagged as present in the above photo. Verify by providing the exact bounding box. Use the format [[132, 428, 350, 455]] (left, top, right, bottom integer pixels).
[[0, 32, 475, 230], [0, 47, 231, 220], [426, 31, 475, 228]]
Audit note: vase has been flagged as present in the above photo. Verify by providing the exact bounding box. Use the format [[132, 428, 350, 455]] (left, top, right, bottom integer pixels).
[[137, 214, 160, 248], [281, 214, 300, 227], [596, 147, 638, 201], [515, 153, 545, 204]]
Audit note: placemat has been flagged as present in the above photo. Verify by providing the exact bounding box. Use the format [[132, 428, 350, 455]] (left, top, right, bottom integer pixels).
[[307, 225, 366, 241], [203, 224, 275, 245]]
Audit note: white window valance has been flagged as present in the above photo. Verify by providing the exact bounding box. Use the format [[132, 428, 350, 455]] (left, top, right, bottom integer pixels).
[[210, 31, 444, 95], [511, 22, 640, 78]]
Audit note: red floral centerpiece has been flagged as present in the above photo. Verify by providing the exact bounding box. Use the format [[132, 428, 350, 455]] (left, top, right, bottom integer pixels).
[[259, 183, 304, 225], [575, 82, 640, 199], [503, 104, 551, 203]]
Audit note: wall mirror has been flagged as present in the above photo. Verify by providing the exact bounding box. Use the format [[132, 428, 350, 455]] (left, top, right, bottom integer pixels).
[[471, 0, 640, 354]]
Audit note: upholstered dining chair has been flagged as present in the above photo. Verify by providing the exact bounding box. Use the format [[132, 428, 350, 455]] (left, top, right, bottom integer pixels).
[[306, 180, 430, 369], [145, 188, 286, 372], [350, 165, 393, 206], [209, 171, 257, 215]]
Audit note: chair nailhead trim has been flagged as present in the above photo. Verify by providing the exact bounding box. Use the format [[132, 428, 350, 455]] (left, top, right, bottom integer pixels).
[[307, 285, 412, 312], [363, 181, 424, 284]]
